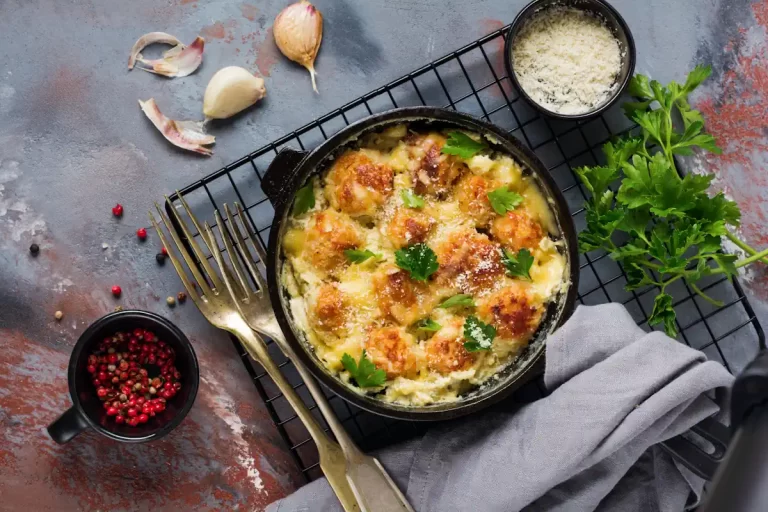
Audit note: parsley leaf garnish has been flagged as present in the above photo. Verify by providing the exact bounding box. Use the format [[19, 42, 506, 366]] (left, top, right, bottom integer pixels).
[[441, 131, 488, 159], [394, 243, 438, 281], [341, 350, 386, 388], [574, 65, 768, 337], [501, 248, 534, 280], [649, 294, 677, 338], [292, 182, 315, 216], [463, 315, 496, 352], [438, 294, 475, 309], [415, 318, 442, 332], [487, 187, 524, 215], [401, 189, 425, 209], [344, 249, 380, 263]]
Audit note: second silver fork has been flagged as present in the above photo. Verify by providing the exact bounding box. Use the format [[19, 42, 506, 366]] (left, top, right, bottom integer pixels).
[[204, 200, 414, 512]]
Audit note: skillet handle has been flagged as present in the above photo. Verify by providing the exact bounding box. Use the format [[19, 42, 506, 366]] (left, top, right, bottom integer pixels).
[[659, 416, 731, 480], [261, 148, 308, 208]]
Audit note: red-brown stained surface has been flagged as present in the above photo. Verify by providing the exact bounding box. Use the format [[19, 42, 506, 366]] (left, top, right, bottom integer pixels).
[[201, 20, 238, 43], [241, 3, 259, 22], [695, 0, 768, 298], [253, 27, 280, 77], [0, 328, 304, 511]]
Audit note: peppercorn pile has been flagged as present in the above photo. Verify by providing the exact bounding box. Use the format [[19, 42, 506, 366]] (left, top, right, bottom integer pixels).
[[87, 328, 182, 428]]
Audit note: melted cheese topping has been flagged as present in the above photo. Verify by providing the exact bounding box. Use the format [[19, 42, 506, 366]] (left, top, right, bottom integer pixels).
[[281, 125, 567, 406]]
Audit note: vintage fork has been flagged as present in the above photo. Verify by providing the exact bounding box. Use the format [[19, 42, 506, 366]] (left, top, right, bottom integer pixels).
[[149, 200, 360, 512], [204, 200, 414, 512]]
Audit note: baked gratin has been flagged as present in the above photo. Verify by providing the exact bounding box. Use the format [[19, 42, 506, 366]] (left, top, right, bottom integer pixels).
[[280, 124, 567, 406]]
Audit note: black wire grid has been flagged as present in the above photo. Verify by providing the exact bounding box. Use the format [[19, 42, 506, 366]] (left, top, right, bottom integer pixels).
[[169, 25, 766, 482]]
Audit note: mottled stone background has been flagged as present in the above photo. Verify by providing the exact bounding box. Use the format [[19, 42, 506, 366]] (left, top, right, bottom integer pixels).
[[1, 0, 767, 510]]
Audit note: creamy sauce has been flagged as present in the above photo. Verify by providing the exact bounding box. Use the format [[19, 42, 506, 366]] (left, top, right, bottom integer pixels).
[[280, 125, 567, 406]]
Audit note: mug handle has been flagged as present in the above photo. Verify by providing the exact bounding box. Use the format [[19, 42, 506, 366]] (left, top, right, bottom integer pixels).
[[48, 406, 90, 444]]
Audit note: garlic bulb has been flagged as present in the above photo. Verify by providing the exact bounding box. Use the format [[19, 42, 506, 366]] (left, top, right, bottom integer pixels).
[[273, 0, 323, 93], [203, 66, 267, 119]]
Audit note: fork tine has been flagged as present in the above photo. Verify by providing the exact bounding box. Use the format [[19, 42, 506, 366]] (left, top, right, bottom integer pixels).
[[174, 193, 247, 299], [216, 208, 252, 301], [167, 194, 224, 292], [176, 191, 219, 252], [224, 203, 265, 291], [154, 202, 212, 297], [233, 202, 268, 289], [149, 209, 204, 304], [203, 220, 245, 301]]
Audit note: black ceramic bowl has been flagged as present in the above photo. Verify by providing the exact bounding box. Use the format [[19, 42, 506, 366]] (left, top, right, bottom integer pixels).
[[261, 107, 579, 421], [47, 310, 199, 443], [505, 0, 636, 120]]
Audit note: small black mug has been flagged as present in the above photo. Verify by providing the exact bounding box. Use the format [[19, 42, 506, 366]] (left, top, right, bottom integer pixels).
[[47, 310, 199, 444]]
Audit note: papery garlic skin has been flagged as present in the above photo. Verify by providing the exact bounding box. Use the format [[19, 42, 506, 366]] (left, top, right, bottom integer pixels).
[[203, 66, 267, 120], [136, 37, 205, 78], [129, 32, 183, 70], [274, 0, 323, 93], [139, 98, 215, 156]]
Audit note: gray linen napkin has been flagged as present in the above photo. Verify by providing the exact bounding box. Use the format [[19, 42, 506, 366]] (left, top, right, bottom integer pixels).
[[266, 303, 734, 512]]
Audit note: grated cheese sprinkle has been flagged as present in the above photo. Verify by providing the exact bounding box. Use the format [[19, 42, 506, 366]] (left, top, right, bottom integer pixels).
[[512, 7, 622, 115]]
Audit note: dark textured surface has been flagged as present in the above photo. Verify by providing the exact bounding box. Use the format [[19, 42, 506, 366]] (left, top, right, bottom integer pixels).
[[1, 0, 768, 510]]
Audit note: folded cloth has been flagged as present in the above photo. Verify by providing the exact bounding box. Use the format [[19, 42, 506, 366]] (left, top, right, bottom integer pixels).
[[266, 304, 734, 512]]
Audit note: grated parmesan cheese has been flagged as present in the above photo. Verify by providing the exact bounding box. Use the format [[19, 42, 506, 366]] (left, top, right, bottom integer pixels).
[[512, 7, 622, 115]]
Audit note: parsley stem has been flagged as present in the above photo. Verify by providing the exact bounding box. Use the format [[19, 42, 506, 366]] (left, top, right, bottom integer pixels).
[[635, 259, 662, 270], [691, 283, 725, 307], [726, 231, 768, 264], [734, 247, 768, 269], [664, 109, 675, 171], [702, 246, 768, 276], [661, 274, 683, 290]]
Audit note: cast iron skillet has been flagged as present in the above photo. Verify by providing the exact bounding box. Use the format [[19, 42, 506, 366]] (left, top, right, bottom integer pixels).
[[260, 107, 578, 421]]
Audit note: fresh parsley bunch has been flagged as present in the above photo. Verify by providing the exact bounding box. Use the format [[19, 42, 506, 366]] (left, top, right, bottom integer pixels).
[[576, 65, 768, 337]]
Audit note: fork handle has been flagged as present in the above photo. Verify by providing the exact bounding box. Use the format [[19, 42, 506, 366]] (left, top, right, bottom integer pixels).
[[292, 352, 415, 512], [233, 327, 360, 512], [262, 326, 415, 512]]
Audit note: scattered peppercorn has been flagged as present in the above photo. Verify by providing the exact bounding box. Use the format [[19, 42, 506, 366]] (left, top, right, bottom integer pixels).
[[54, 310, 63, 321], [161, 246, 168, 256], [111, 285, 122, 298], [136, 227, 148, 241], [112, 204, 124, 217], [29, 243, 40, 256], [177, 291, 187, 303], [156, 253, 166, 265], [166, 296, 176, 307]]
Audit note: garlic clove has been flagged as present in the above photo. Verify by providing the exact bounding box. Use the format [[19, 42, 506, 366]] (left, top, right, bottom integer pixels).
[[128, 32, 183, 70], [136, 37, 205, 78], [273, 0, 323, 93], [203, 66, 267, 120], [139, 98, 215, 156]]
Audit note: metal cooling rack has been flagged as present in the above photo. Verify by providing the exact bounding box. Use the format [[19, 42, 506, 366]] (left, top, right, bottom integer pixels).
[[168, 24, 766, 482]]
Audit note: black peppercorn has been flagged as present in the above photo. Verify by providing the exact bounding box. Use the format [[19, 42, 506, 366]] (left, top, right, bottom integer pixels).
[[29, 243, 40, 255], [156, 253, 166, 265]]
